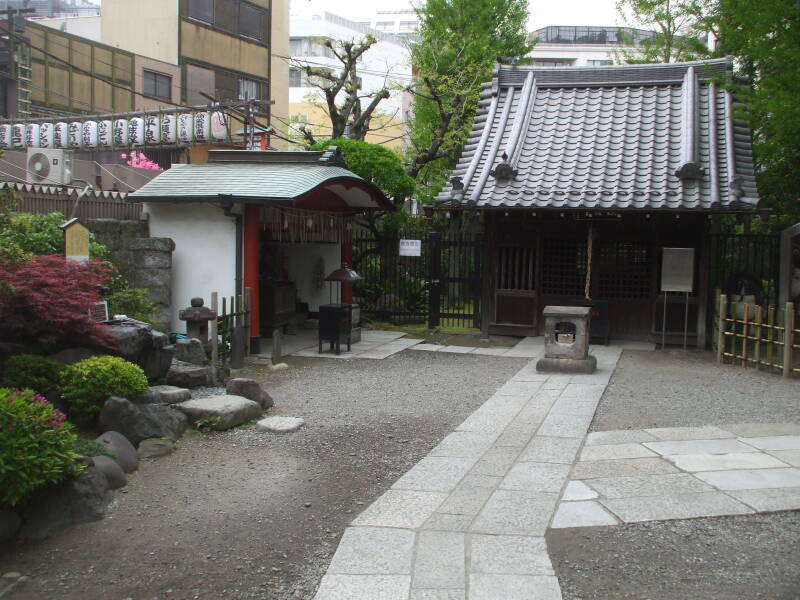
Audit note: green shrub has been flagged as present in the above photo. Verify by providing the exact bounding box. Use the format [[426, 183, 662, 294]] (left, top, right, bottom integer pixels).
[[0, 388, 82, 507], [59, 356, 149, 418], [3, 354, 66, 401], [75, 440, 115, 459], [105, 280, 155, 325]]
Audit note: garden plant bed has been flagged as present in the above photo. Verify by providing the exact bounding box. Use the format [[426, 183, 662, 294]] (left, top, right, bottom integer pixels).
[[1, 351, 525, 599]]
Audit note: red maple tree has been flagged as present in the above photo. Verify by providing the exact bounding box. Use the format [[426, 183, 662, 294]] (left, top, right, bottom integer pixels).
[[0, 255, 114, 350]]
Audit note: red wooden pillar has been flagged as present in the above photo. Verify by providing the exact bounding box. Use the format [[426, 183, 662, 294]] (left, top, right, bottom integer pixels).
[[341, 226, 353, 304], [243, 204, 261, 350]]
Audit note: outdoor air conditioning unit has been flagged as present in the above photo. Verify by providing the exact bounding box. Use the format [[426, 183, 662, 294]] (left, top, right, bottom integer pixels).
[[26, 148, 73, 185]]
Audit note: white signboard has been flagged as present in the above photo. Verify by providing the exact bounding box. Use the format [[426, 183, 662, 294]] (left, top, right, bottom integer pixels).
[[661, 247, 695, 292], [399, 239, 422, 257]]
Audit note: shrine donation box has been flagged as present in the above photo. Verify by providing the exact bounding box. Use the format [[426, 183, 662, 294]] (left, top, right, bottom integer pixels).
[[536, 305, 597, 374], [318, 303, 352, 355]]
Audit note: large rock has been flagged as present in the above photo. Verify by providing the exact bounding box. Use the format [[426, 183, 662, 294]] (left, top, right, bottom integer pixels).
[[174, 338, 207, 365], [166, 360, 211, 388], [98, 396, 188, 446], [105, 319, 174, 381], [0, 509, 21, 542], [175, 395, 262, 430], [95, 431, 138, 473], [226, 378, 274, 409], [48, 346, 98, 365], [20, 468, 111, 540], [90, 456, 127, 489]]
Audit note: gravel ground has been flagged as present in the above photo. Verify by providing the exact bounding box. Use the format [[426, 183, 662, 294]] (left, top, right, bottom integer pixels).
[[0, 350, 525, 600], [591, 349, 800, 431], [547, 511, 800, 600], [550, 349, 800, 600]]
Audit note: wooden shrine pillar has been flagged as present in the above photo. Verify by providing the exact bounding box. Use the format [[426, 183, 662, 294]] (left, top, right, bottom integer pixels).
[[243, 204, 261, 351]]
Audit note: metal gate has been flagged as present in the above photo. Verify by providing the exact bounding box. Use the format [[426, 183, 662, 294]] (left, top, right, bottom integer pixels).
[[427, 231, 483, 330], [353, 226, 483, 329]]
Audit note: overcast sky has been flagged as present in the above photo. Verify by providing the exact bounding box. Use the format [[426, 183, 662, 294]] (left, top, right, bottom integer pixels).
[[290, 0, 626, 30]]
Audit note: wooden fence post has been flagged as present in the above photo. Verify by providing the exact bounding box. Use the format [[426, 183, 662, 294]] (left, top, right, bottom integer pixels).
[[210, 292, 219, 367], [754, 304, 762, 369], [244, 287, 251, 355], [717, 294, 726, 364], [784, 302, 795, 379]]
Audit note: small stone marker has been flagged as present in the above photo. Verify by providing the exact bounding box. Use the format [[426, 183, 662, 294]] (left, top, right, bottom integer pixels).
[[256, 416, 304, 433]]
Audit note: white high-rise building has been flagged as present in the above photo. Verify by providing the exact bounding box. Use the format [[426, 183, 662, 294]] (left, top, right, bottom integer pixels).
[[288, 4, 412, 149]]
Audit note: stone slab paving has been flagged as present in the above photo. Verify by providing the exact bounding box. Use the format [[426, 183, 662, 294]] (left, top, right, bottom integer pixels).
[[292, 330, 418, 360], [314, 343, 624, 600], [555, 424, 800, 529]]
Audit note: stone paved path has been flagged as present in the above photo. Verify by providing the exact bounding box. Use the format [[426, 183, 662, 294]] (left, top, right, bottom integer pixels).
[[553, 424, 800, 528], [313, 342, 625, 600]]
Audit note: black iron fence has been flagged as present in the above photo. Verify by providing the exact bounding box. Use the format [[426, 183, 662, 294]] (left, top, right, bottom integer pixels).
[[711, 233, 780, 306], [353, 224, 483, 330]]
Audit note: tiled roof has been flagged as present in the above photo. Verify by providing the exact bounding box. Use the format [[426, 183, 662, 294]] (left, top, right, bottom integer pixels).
[[436, 58, 759, 211], [130, 149, 392, 211]]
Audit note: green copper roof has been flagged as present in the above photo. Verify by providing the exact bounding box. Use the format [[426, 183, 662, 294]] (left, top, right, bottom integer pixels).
[[129, 149, 392, 211]]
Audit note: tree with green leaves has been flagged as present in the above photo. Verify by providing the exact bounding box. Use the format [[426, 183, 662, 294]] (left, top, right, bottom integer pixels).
[[710, 0, 800, 226], [615, 0, 712, 63], [293, 36, 391, 147], [405, 0, 531, 200]]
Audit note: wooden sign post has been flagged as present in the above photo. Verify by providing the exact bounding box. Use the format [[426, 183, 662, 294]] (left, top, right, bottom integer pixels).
[[60, 218, 90, 262]]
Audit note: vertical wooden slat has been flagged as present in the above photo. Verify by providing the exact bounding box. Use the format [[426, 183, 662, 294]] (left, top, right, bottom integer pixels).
[[210, 292, 219, 367], [754, 304, 762, 369], [742, 303, 749, 367], [717, 294, 726, 363], [767, 305, 775, 369], [784, 302, 795, 378]]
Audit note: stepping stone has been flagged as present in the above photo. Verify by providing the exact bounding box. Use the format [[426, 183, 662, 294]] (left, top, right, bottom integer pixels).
[[149, 385, 191, 404], [175, 395, 262, 430], [256, 416, 305, 433], [226, 378, 273, 409], [138, 438, 176, 459]]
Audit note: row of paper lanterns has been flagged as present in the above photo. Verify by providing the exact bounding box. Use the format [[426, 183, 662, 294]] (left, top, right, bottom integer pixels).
[[0, 111, 229, 150]]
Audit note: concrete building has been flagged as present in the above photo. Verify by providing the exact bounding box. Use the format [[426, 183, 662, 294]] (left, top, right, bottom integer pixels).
[[288, 7, 411, 150], [28, 0, 289, 149], [528, 25, 659, 67]]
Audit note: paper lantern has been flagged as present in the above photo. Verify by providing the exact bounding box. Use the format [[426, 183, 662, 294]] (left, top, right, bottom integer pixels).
[[25, 124, 40, 148], [39, 122, 54, 148]]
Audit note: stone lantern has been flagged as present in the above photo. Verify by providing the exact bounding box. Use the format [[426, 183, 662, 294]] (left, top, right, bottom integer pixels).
[[178, 297, 216, 344], [536, 305, 597, 373]]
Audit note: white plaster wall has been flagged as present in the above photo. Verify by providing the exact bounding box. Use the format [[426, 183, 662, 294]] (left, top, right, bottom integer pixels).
[[144, 202, 237, 332], [528, 44, 627, 66], [285, 243, 341, 312]]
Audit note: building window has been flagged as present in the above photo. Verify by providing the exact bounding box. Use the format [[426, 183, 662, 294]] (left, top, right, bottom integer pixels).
[[143, 70, 172, 101], [587, 59, 613, 67], [399, 21, 417, 31], [290, 37, 333, 58], [187, 0, 267, 44], [239, 77, 260, 100], [289, 67, 303, 87], [239, 2, 266, 42], [534, 59, 575, 68], [374, 21, 394, 31], [187, 0, 214, 23]]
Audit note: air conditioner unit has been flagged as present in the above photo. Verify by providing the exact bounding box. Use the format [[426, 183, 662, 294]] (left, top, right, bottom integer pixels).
[[26, 148, 73, 185]]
